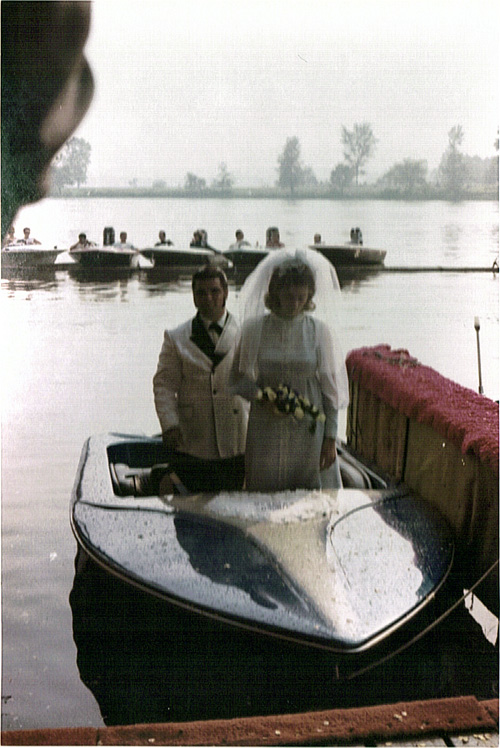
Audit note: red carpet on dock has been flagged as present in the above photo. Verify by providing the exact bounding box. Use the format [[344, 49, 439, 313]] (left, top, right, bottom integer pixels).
[[347, 344, 499, 474]]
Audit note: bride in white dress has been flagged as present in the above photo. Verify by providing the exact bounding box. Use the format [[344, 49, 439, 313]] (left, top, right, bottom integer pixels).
[[230, 248, 349, 492]]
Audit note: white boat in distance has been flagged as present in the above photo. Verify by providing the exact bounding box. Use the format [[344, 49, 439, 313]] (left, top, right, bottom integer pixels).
[[1, 243, 63, 268]]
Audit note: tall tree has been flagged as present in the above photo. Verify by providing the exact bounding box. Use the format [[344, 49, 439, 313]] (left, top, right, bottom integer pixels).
[[51, 136, 91, 192], [380, 159, 428, 195], [277, 136, 304, 195], [438, 125, 466, 196], [184, 172, 206, 194], [330, 163, 353, 195], [341, 123, 377, 186], [211, 162, 234, 193]]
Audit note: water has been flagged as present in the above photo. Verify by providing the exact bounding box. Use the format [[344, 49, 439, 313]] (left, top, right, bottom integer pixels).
[[1, 198, 498, 730]]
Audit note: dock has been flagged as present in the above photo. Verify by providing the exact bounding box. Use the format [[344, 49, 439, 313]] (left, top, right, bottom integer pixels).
[[2, 696, 498, 745]]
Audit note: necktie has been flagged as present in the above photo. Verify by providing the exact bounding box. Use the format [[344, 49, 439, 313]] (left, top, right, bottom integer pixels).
[[209, 322, 223, 335]]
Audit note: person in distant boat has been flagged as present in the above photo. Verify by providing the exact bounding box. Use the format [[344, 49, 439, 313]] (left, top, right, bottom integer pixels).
[[265, 226, 284, 248], [313, 233, 322, 245], [349, 227, 363, 245], [155, 230, 173, 246], [153, 265, 249, 493], [2, 226, 16, 247], [229, 229, 251, 250], [190, 230, 202, 247], [70, 232, 95, 250], [21, 227, 41, 245], [114, 231, 135, 249]]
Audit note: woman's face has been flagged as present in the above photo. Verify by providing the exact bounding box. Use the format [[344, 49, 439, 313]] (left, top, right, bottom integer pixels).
[[277, 283, 310, 318]]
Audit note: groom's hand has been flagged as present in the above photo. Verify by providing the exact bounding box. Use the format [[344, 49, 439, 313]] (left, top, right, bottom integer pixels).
[[320, 437, 337, 470]]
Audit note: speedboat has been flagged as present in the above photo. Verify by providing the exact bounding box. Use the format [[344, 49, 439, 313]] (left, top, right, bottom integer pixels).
[[310, 241, 386, 266], [69, 245, 140, 268], [1, 243, 63, 268], [71, 432, 454, 656], [223, 245, 270, 271], [140, 245, 231, 271]]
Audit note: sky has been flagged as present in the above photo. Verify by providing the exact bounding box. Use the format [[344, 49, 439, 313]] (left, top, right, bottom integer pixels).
[[76, 0, 500, 188]]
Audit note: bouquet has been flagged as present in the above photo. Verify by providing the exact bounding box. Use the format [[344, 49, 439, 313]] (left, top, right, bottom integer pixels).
[[256, 383, 326, 433]]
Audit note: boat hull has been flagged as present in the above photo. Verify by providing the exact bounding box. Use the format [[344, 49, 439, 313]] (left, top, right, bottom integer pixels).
[[1, 246, 62, 268], [69, 247, 138, 267], [310, 244, 386, 266], [71, 432, 454, 655], [140, 246, 230, 269], [223, 247, 270, 270]]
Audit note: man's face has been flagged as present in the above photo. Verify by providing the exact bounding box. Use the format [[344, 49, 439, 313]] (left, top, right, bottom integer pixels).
[[193, 278, 228, 321]]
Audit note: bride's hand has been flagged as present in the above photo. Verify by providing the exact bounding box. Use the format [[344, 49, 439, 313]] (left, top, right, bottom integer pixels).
[[320, 437, 337, 470]]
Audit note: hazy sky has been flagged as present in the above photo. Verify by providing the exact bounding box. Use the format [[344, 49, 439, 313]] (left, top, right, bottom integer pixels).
[[77, 0, 499, 188]]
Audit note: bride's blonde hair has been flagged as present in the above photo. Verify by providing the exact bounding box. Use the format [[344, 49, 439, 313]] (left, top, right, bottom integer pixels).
[[264, 261, 316, 313]]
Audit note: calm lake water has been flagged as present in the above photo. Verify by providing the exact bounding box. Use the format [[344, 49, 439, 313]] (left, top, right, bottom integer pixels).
[[1, 198, 498, 730]]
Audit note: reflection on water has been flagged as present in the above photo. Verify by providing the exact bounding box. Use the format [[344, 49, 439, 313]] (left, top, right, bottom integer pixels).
[[2, 261, 387, 297], [442, 222, 462, 255], [1, 267, 61, 294], [174, 514, 308, 612]]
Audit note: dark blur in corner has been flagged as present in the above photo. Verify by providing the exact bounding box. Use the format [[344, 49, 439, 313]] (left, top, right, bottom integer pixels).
[[1, 1, 94, 239]]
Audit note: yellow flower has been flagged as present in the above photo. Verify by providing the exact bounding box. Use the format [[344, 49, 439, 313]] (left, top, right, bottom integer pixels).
[[318, 413, 326, 423], [256, 388, 263, 400], [295, 407, 304, 419]]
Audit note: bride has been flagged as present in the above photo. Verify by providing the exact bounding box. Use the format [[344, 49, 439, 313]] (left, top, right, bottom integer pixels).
[[230, 248, 349, 492]]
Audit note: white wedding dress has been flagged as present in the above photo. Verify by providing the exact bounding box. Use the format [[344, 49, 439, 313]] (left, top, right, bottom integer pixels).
[[231, 312, 344, 492]]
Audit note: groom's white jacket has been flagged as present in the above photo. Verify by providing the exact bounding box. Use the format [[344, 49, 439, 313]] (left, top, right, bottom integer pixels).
[[153, 311, 249, 461]]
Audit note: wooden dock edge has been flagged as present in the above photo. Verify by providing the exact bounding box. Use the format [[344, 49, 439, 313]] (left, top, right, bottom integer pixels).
[[1, 696, 498, 746]]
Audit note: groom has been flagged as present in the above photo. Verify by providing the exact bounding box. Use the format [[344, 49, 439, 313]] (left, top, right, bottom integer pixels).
[[153, 266, 248, 493]]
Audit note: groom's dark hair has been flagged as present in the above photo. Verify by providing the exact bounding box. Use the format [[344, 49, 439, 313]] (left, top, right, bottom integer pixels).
[[192, 265, 228, 293]]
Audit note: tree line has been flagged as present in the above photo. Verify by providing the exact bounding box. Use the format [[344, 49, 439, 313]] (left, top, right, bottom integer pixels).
[[51, 124, 499, 200]]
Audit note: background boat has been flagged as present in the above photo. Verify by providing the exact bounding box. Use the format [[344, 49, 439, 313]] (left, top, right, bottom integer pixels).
[[223, 244, 270, 271], [140, 244, 231, 270], [1, 244, 63, 269], [310, 242, 387, 266], [68, 245, 140, 268]]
